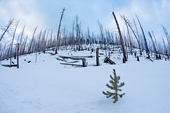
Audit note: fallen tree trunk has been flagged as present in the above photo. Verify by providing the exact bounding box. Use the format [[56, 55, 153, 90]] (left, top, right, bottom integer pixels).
[[60, 63, 82, 67], [1, 64, 18, 67], [59, 55, 93, 60], [104, 57, 116, 65]]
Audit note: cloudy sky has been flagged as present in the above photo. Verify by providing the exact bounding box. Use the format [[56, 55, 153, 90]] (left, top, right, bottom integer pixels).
[[0, 0, 170, 43]]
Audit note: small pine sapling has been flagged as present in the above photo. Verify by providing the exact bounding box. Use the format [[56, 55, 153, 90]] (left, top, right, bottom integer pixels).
[[102, 69, 125, 103]]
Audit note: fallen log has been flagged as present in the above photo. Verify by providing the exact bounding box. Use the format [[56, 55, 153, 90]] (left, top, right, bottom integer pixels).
[[56, 57, 79, 63], [59, 56, 82, 60], [56, 57, 65, 61], [60, 63, 82, 67], [104, 57, 116, 65], [48, 52, 56, 55], [59, 55, 93, 60], [146, 57, 153, 62], [1, 64, 18, 67]]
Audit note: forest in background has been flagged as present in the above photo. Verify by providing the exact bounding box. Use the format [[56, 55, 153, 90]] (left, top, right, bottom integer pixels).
[[0, 8, 170, 65]]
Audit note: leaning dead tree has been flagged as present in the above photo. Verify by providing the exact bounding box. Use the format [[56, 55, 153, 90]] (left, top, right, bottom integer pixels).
[[19, 25, 25, 55], [0, 19, 14, 42], [121, 15, 133, 55], [148, 31, 157, 57], [10, 20, 20, 66], [121, 15, 142, 56], [112, 12, 127, 62], [136, 15, 149, 58], [55, 7, 65, 54], [162, 37, 168, 56], [162, 26, 170, 56], [28, 26, 38, 54]]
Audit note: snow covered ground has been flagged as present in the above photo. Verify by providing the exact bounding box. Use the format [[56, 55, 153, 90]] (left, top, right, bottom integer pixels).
[[0, 49, 170, 113]]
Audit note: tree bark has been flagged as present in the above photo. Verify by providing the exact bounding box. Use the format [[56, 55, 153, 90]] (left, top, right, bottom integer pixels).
[[112, 12, 127, 62], [96, 47, 99, 66], [136, 15, 149, 58], [55, 8, 65, 54]]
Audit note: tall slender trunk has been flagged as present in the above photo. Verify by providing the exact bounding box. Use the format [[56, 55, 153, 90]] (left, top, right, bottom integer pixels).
[[19, 25, 25, 55], [0, 19, 14, 42], [10, 20, 19, 66], [112, 12, 127, 62], [148, 31, 157, 54], [55, 7, 65, 54], [136, 15, 149, 58], [28, 26, 38, 54]]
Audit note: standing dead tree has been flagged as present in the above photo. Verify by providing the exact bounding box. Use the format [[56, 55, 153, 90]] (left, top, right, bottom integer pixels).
[[121, 16, 142, 56], [19, 25, 25, 55], [55, 7, 65, 54], [10, 20, 20, 66], [136, 15, 149, 58], [0, 19, 14, 42], [72, 20, 75, 50], [162, 37, 168, 56], [76, 16, 81, 51], [112, 12, 127, 62], [121, 15, 133, 55], [96, 47, 99, 66], [162, 26, 170, 56], [22, 35, 28, 55], [98, 21, 104, 49], [133, 19, 142, 56], [28, 26, 38, 54], [148, 31, 158, 58]]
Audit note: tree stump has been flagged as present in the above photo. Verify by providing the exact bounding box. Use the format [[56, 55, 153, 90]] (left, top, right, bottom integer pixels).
[[159, 54, 161, 59], [96, 48, 99, 66], [82, 58, 86, 67], [137, 56, 140, 61], [134, 52, 137, 58], [123, 57, 125, 63]]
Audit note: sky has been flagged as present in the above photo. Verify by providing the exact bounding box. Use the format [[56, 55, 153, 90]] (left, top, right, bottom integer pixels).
[[0, 0, 170, 44]]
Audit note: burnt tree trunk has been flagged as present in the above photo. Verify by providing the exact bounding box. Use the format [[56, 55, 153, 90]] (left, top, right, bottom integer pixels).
[[17, 43, 19, 68], [10, 20, 19, 66], [55, 8, 65, 54], [82, 58, 86, 67], [112, 12, 127, 62], [0, 19, 14, 42], [136, 15, 149, 58], [96, 47, 99, 66], [148, 31, 157, 55]]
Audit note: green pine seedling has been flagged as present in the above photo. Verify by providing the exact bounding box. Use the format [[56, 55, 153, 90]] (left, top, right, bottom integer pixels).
[[102, 69, 125, 103]]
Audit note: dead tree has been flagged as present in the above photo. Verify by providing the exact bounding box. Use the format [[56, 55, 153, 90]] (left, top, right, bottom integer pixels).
[[96, 47, 99, 66], [121, 15, 133, 55], [112, 12, 127, 62], [121, 16, 142, 56], [49, 29, 53, 48], [0, 19, 14, 42], [162, 26, 170, 56], [10, 20, 19, 66], [148, 31, 158, 57], [37, 30, 42, 52], [17, 43, 19, 68], [76, 16, 81, 51], [19, 25, 25, 55], [136, 15, 149, 58], [28, 26, 38, 54], [55, 7, 65, 54], [22, 35, 28, 55], [98, 21, 104, 49], [162, 37, 168, 56]]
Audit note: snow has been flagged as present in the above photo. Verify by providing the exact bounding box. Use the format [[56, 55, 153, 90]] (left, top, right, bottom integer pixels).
[[0, 49, 170, 113]]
